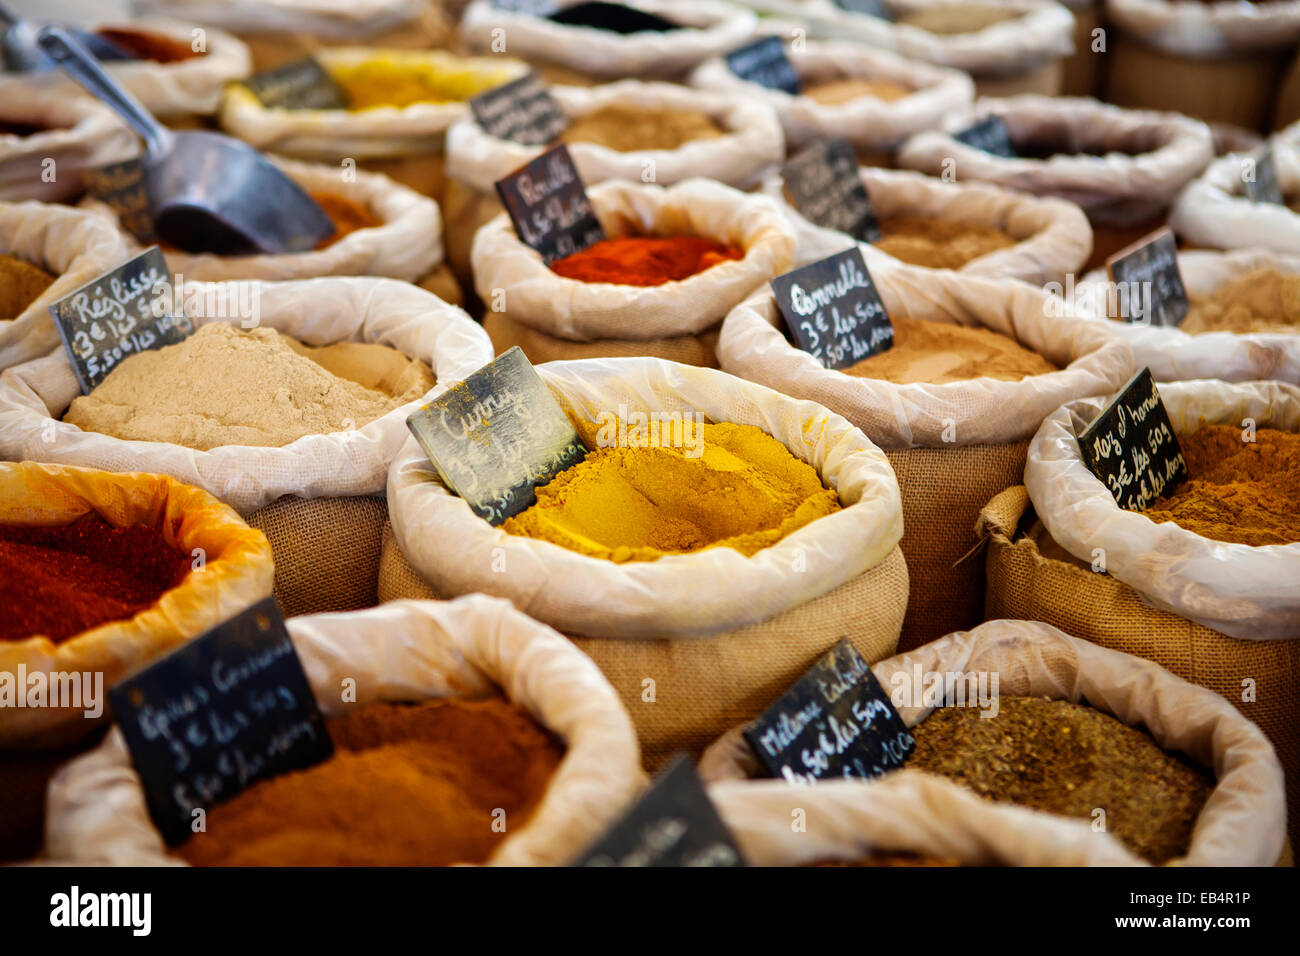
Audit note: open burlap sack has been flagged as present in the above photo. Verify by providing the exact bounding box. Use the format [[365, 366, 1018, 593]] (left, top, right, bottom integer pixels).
[[43, 595, 645, 866], [0, 276, 492, 616], [1073, 248, 1300, 382], [688, 39, 973, 157], [0, 201, 130, 372], [717, 265, 1134, 650], [459, 0, 757, 81], [1170, 142, 1300, 254], [474, 179, 795, 367], [759, 165, 1092, 284], [0, 17, 250, 122], [0, 90, 136, 204], [698, 619, 1287, 866], [0, 461, 273, 749], [81, 156, 443, 284], [385, 357, 908, 768]]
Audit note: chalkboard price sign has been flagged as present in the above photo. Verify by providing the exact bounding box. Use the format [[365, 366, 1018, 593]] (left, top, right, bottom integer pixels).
[[242, 57, 347, 111], [570, 756, 746, 867], [771, 246, 893, 370], [406, 346, 587, 525], [953, 116, 1017, 158], [471, 71, 570, 146], [48, 246, 195, 394], [1242, 146, 1284, 205], [83, 157, 156, 244], [495, 144, 606, 265], [782, 139, 881, 243], [1077, 367, 1189, 513], [724, 36, 801, 95], [744, 639, 915, 785], [1105, 227, 1189, 327], [108, 598, 333, 846]]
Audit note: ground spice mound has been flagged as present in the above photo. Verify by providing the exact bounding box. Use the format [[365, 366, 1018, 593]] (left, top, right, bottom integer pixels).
[[95, 28, 202, 63], [64, 324, 434, 450], [177, 698, 564, 866], [908, 696, 1213, 864], [502, 419, 841, 562], [875, 215, 1016, 269], [550, 236, 744, 286], [0, 514, 190, 643], [898, 3, 1023, 34], [1180, 268, 1300, 334], [1143, 424, 1300, 546], [804, 78, 913, 106], [0, 253, 55, 320], [331, 59, 510, 109], [559, 104, 724, 152], [843, 315, 1057, 384], [309, 192, 384, 249]]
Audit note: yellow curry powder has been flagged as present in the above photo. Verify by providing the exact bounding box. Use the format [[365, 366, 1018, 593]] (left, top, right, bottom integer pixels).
[[0, 253, 55, 320], [329, 57, 512, 110], [875, 215, 1017, 270], [558, 104, 725, 152], [501, 419, 841, 562], [804, 78, 913, 106], [844, 315, 1057, 384], [1179, 268, 1300, 335]]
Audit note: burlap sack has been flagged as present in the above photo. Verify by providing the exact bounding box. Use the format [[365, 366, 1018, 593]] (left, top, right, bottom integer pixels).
[[1170, 142, 1300, 253], [1061, 0, 1103, 97], [81, 156, 443, 283], [717, 265, 1135, 649], [385, 357, 908, 768], [759, 165, 1093, 283], [459, 0, 758, 81], [0, 17, 251, 121], [897, 95, 1215, 227], [688, 39, 973, 154], [0, 462, 273, 749], [0, 276, 492, 615], [699, 619, 1288, 866], [0, 90, 136, 203], [0, 201, 130, 372], [472, 179, 795, 366], [43, 595, 645, 866], [1073, 248, 1300, 382]]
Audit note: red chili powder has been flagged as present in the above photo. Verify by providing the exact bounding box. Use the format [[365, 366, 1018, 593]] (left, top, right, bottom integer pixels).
[[550, 235, 744, 286], [0, 514, 191, 643]]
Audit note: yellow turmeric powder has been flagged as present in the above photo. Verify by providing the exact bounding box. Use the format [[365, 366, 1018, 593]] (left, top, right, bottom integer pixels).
[[0, 253, 54, 320], [329, 55, 513, 110], [501, 418, 841, 562]]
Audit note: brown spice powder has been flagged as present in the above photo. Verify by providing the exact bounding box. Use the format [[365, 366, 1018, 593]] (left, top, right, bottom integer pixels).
[[1180, 268, 1300, 334], [804, 78, 913, 106], [908, 696, 1212, 864], [1143, 424, 1300, 546], [875, 214, 1016, 270], [177, 697, 564, 866], [898, 4, 1023, 34], [0, 253, 55, 321], [842, 315, 1057, 384], [558, 104, 724, 152]]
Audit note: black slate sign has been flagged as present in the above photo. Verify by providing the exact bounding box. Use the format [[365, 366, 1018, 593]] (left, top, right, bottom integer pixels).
[[1077, 367, 1189, 513], [83, 156, 155, 244], [724, 36, 800, 95], [108, 598, 332, 847], [242, 57, 347, 111], [834, 0, 892, 18], [406, 346, 587, 525], [771, 247, 893, 371], [571, 756, 746, 867], [48, 247, 195, 394], [1242, 146, 1284, 205], [782, 139, 881, 243], [1105, 227, 1188, 327], [744, 639, 915, 785], [471, 71, 569, 146], [954, 116, 1017, 158], [495, 144, 605, 265]]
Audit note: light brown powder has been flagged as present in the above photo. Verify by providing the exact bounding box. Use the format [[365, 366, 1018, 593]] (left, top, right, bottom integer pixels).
[[0, 253, 54, 321], [876, 215, 1017, 270], [1180, 268, 1300, 334], [843, 315, 1057, 384], [804, 78, 913, 106], [898, 4, 1024, 34], [559, 104, 724, 152]]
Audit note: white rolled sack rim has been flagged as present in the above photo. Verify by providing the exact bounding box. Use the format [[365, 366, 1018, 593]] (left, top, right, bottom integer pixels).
[[132, 0, 432, 37], [1105, 0, 1300, 56], [445, 80, 786, 195], [1169, 144, 1300, 255], [1024, 378, 1300, 641], [387, 356, 904, 640], [0, 276, 493, 514], [42, 595, 647, 867]]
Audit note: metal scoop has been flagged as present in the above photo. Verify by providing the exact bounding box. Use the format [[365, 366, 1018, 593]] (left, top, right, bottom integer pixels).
[[0, 2, 132, 72], [37, 26, 334, 255]]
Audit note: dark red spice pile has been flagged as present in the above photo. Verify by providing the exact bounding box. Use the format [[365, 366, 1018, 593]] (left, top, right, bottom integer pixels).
[[0, 514, 191, 643]]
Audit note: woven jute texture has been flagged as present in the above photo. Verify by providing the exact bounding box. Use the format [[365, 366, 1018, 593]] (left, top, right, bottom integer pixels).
[[417, 264, 464, 308], [379, 522, 908, 772], [973, 58, 1063, 98], [482, 311, 721, 368], [441, 177, 501, 289], [981, 485, 1300, 849], [248, 495, 387, 617], [886, 440, 1029, 652]]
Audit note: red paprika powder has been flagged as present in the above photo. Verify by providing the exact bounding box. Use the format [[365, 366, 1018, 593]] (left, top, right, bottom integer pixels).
[[0, 514, 191, 644], [550, 235, 744, 286]]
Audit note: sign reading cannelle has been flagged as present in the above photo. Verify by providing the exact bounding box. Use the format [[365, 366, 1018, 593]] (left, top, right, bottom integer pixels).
[[771, 246, 894, 371]]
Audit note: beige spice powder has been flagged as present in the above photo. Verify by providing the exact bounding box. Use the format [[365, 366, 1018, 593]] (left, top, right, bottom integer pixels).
[[842, 315, 1057, 384]]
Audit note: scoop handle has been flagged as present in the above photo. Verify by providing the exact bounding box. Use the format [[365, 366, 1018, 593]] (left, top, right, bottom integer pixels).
[[0, 3, 18, 28], [36, 25, 170, 154]]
